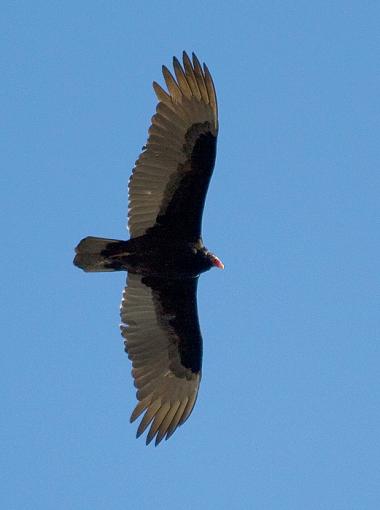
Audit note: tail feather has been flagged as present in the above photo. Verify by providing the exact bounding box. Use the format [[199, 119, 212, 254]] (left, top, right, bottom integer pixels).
[[74, 236, 130, 272]]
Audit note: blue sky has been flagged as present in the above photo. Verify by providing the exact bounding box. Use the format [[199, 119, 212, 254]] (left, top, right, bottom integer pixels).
[[2, 1, 379, 509]]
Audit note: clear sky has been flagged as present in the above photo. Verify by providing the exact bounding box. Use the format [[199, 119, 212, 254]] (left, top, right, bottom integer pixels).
[[2, 1, 379, 509]]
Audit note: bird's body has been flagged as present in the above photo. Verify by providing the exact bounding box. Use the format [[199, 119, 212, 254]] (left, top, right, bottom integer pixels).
[[75, 235, 217, 278], [74, 52, 222, 445]]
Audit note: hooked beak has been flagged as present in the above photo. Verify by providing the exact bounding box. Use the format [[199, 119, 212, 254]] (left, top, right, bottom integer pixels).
[[211, 254, 224, 270]]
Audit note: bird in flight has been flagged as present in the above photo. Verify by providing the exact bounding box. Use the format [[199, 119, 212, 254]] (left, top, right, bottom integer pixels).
[[74, 52, 223, 445]]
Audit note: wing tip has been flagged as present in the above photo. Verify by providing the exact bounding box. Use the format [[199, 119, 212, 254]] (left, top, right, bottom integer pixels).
[[152, 52, 217, 108]]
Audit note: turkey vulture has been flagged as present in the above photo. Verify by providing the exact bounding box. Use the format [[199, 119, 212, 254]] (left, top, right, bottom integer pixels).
[[74, 52, 223, 445]]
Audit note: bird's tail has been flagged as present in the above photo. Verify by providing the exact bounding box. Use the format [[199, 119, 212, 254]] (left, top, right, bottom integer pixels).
[[73, 236, 131, 272]]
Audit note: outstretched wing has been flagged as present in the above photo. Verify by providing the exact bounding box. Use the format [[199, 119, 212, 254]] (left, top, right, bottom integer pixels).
[[128, 52, 218, 241], [120, 273, 202, 445]]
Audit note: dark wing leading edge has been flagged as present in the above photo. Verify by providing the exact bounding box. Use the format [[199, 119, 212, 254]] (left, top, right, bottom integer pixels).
[[120, 273, 202, 445], [128, 52, 218, 241]]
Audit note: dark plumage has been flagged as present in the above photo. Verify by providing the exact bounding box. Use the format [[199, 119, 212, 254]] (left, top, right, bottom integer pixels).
[[74, 52, 223, 445]]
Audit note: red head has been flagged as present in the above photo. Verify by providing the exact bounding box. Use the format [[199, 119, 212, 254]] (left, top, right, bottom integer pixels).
[[209, 253, 224, 270]]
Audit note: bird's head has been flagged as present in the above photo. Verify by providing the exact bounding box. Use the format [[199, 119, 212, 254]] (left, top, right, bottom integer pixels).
[[207, 252, 224, 270]]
